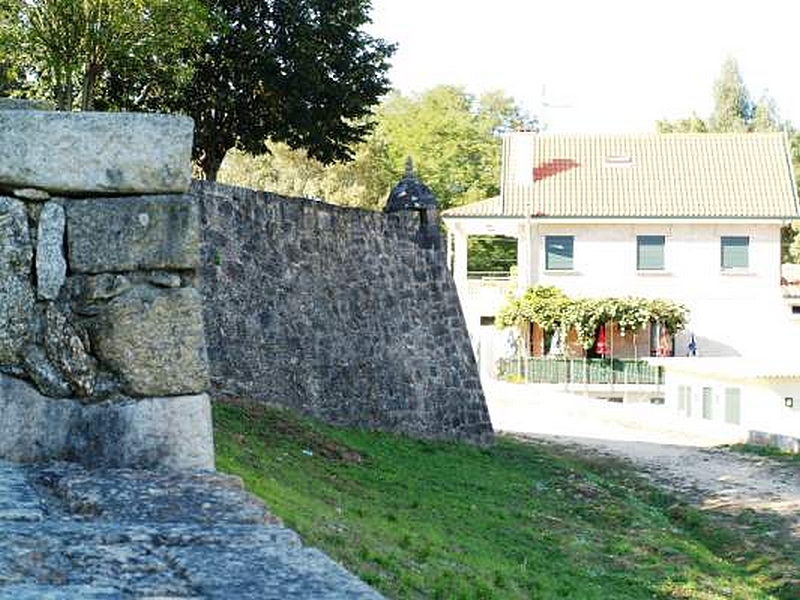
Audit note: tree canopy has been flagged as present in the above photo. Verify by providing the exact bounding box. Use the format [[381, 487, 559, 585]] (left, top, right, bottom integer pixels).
[[709, 56, 753, 132], [657, 56, 782, 134], [173, 0, 395, 181], [377, 87, 534, 210], [1, 0, 394, 182], [219, 85, 534, 211], [2, 0, 208, 110]]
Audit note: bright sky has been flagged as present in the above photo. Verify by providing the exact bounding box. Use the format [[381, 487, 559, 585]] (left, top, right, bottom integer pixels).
[[368, 0, 800, 133]]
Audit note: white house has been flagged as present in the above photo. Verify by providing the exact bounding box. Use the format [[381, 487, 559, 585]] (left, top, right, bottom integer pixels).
[[662, 358, 800, 452], [442, 133, 800, 362]]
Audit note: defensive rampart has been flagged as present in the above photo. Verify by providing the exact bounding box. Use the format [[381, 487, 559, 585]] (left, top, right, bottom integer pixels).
[[195, 181, 493, 444]]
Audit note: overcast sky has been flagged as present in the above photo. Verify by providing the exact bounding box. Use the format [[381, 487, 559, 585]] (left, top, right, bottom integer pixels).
[[368, 0, 800, 133]]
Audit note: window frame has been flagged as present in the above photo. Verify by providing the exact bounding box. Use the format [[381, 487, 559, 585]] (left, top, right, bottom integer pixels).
[[724, 387, 742, 425], [720, 236, 749, 271], [636, 235, 666, 271], [544, 235, 575, 271]]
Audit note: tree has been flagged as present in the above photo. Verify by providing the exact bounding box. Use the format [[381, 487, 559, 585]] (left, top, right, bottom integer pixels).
[[377, 86, 534, 210], [0, 0, 25, 95], [710, 56, 753, 132], [658, 57, 782, 135], [2, 0, 208, 111], [219, 85, 533, 213], [751, 93, 781, 133], [176, 0, 395, 181], [656, 113, 707, 133], [220, 144, 328, 200], [219, 130, 395, 210]]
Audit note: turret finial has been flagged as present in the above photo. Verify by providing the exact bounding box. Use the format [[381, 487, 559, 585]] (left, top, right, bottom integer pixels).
[[404, 156, 414, 177]]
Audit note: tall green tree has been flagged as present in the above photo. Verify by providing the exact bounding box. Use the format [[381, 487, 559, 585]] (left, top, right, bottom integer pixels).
[[0, 0, 24, 95], [377, 86, 534, 210], [710, 56, 753, 132], [173, 0, 394, 181], [659, 57, 782, 134], [2, 0, 208, 111]]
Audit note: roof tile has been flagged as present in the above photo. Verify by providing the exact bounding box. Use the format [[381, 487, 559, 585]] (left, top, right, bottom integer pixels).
[[443, 133, 800, 219]]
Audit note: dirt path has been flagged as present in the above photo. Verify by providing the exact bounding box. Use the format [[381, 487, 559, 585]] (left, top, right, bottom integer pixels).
[[529, 434, 800, 539], [484, 381, 800, 539]]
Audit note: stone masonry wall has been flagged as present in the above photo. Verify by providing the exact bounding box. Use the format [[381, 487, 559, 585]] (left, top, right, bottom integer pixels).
[[0, 105, 214, 470], [195, 181, 493, 444]]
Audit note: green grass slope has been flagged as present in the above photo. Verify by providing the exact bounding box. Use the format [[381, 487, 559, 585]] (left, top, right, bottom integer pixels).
[[214, 400, 796, 600]]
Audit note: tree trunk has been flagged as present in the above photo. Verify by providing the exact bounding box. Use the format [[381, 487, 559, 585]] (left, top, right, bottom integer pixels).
[[55, 68, 74, 111], [199, 147, 226, 181], [81, 64, 100, 111]]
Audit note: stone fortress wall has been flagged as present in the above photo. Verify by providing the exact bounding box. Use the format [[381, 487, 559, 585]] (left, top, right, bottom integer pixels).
[[0, 101, 488, 597], [0, 103, 214, 470], [196, 181, 493, 444], [0, 99, 492, 473]]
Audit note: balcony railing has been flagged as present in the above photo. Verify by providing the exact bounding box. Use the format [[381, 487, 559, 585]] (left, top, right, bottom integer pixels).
[[465, 272, 514, 297], [496, 357, 664, 386]]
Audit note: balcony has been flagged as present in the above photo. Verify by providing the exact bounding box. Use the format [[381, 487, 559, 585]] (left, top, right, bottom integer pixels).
[[462, 272, 514, 313]]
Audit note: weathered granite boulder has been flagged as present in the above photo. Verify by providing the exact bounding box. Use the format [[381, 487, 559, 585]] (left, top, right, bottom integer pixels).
[[35, 202, 66, 300], [0, 111, 192, 194], [0, 197, 34, 365], [66, 195, 200, 273], [86, 286, 208, 397]]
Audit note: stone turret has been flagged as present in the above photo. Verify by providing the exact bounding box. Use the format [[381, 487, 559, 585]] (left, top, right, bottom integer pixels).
[[0, 103, 213, 470], [384, 158, 441, 250]]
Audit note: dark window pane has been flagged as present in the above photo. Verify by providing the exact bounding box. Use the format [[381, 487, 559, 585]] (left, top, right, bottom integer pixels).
[[721, 236, 749, 269], [637, 235, 665, 270], [545, 236, 573, 270]]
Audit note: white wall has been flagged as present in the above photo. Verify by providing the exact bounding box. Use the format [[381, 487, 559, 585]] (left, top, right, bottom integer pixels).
[[446, 217, 797, 359], [665, 370, 800, 439], [531, 221, 789, 357]]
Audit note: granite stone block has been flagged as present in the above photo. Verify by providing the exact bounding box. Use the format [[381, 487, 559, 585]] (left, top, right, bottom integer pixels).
[[0, 111, 192, 194]]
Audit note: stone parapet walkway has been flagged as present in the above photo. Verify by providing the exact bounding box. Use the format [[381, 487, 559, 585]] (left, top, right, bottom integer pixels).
[[0, 461, 382, 599]]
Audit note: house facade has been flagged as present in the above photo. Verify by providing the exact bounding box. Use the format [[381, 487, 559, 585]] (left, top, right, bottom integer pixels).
[[662, 358, 800, 451], [443, 133, 800, 362]]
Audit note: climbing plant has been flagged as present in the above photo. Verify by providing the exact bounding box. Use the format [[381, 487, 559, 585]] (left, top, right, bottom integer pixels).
[[497, 286, 689, 351]]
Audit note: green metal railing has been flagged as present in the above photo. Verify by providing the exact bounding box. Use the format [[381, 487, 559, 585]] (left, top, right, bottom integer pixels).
[[496, 357, 664, 385]]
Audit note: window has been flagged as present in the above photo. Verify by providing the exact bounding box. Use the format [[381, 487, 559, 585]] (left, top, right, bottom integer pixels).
[[678, 385, 692, 417], [545, 236, 574, 270], [724, 388, 742, 425], [721, 236, 749, 270], [637, 235, 665, 270], [702, 387, 713, 420]]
